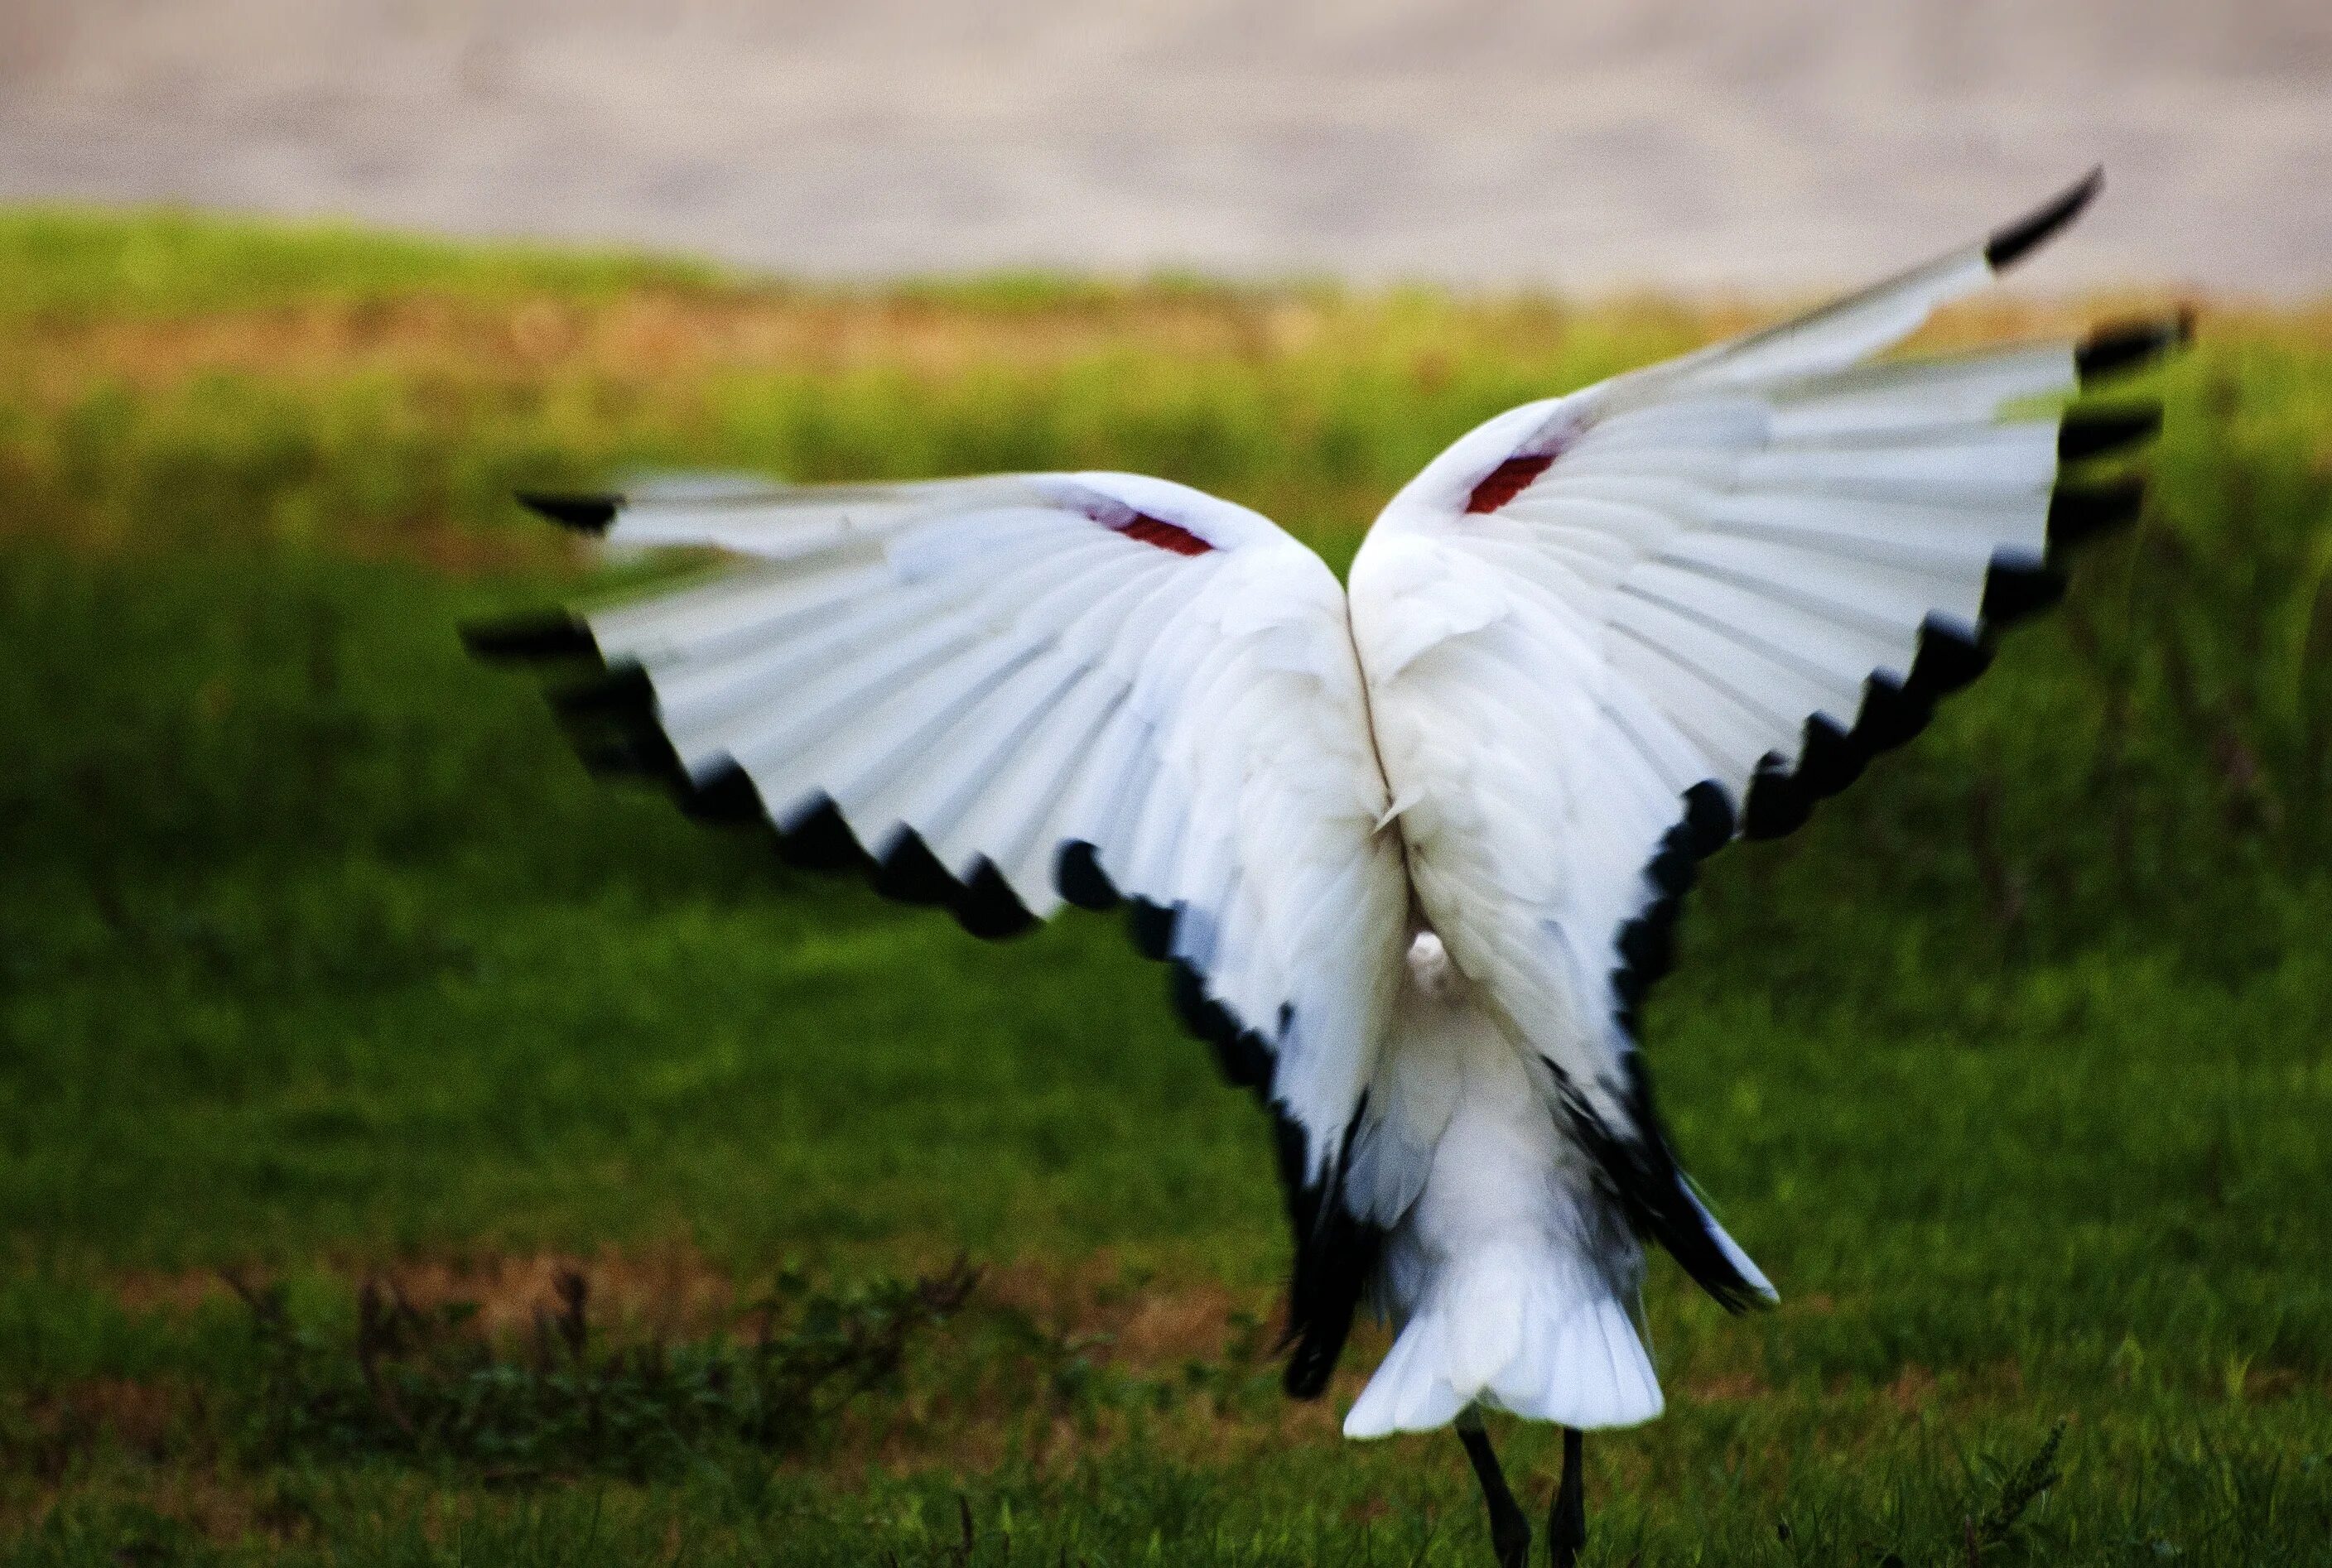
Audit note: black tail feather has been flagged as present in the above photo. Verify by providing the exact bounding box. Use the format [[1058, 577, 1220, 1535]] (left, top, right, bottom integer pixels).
[[1550, 1057, 1769, 1313], [1276, 1105, 1383, 1398]]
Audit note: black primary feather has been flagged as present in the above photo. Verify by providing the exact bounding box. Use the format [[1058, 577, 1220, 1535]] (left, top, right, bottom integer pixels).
[[459, 610, 598, 665], [2076, 311, 2195, 386], [1985, 167, 2103, 270], [2060, 406, 2162, 463], [516, 492, 622, 535]]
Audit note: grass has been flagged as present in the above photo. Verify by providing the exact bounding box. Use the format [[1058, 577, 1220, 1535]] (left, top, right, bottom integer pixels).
[[2, 206, 2330, 1563]]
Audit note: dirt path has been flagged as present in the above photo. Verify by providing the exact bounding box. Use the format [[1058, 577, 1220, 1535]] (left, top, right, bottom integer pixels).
[[5, 1, 2327, 293]]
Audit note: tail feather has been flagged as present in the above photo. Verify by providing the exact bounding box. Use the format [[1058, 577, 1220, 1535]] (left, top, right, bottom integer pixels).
[[1557, 1053, 1778, 1314], [1343, 1247, 1665, 1439], [1490, 1293, 1664, 1430], [1690, 1189, 1776, 1305], [1340, 1308, 1471, 1436]]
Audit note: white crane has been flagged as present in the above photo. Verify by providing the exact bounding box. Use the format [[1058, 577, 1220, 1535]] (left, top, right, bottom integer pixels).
[[468, 171, 2181, 1566]]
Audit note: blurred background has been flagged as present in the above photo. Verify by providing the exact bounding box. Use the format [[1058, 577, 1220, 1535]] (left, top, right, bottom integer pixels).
[[2, 4, 2330, 1566], [7, 0, 2331, 292]]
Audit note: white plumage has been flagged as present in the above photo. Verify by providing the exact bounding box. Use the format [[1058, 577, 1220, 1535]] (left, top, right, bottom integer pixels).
[[467, 172, 2180, 1465]]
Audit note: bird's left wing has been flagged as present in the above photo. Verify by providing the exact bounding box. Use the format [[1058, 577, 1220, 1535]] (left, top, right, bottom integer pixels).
[[465, 470, 1410, 1391], [1345, 171, 2185, 1311]]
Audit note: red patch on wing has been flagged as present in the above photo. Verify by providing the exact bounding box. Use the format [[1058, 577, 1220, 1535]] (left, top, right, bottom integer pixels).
[[1464, 454, 1557, 514], [1121, 513, 1215, 556]]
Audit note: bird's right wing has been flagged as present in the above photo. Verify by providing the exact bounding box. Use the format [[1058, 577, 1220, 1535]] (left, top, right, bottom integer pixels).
[[1347, 171, 2185, 1309], [465, 469, 1411, 1392]]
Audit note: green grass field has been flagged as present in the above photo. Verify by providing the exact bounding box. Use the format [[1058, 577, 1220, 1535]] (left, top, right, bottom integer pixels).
[[2, 209, 2330, 1565]]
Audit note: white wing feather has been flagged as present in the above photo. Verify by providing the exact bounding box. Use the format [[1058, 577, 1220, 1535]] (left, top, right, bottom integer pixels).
[[1347, 171, 2172, 1307], [481, 473, 1409, 1212]]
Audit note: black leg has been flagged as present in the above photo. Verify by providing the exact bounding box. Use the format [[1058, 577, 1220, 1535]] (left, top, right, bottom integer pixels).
[[1456, 1411, 1532, 1568], [1548, 1427, 1586, 1568]]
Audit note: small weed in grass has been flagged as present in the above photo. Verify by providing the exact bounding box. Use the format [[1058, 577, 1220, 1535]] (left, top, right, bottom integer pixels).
[[1963, 1421, 2066, 1562], [223, 1259, 980, 1481]]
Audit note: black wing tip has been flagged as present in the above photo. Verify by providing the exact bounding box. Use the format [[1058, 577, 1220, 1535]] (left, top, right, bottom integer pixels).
[[870, 830, 957, 907], [1732, 613, 1992, 849], [517, 491, 624, 535], [1706, 1272, 1779, 1316], [1906, 620, 1992, 701], [954, 859, 1038, 941], [1273, 1112, 1382, 1401], [1281, 1338, 1347, 1400], [2076, 308, 2196, 386], [473, 630, 1041, 940], [1742, 756, 1808, 843], [1680, 780, 1737, 856], [459, 609, 600, 666], [1728, 466, 2146, 852], [1742, 714, 1865, 842], [538, 659, 688, 788], [2060, 404, 2163, 464], [1985, 166, 2103, 271], [1127, 899, 1178, 962], [549, 661, 653, 721], [2048, 475, 2148, 551], [773, 796, 872, 873], [677, 759, 766, 825], [1610, 779, 1745, 1015], [780, 814, 1026, 940], [828, 830, 1038, 941], [574, 730, 686, 785], [1169, 960, 1270, 1089], [1552, 1061, 1768, 1313], [1980, 561, 2070, 628], [1054, 841, 1121, 911]]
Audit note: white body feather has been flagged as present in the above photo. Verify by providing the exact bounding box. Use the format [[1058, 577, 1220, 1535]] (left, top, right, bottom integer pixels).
[[1344, 933, 1661, 1437]]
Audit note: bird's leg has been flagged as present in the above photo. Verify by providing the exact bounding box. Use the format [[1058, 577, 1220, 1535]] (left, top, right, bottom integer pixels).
[[1455, 1408, 1532, 1568], [1548, 1427, 1587, 1568]]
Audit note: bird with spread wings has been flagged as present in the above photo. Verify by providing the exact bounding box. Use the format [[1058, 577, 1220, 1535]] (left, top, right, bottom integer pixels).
[[468, 171, 2183, 1567]]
